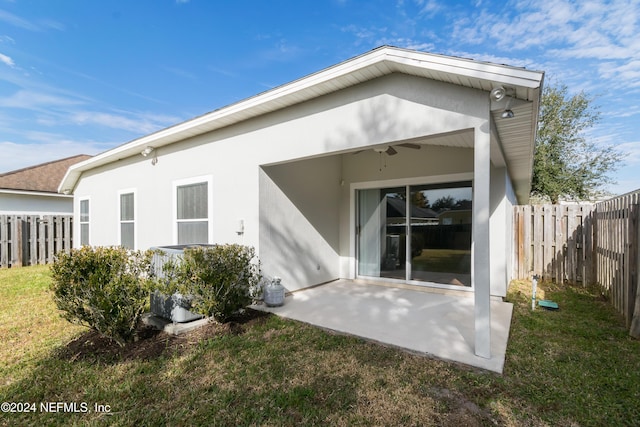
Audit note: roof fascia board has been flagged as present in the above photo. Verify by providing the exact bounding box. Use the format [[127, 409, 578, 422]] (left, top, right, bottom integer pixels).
[[384, 50, 544, 88], [60, 46, 544, 193], [1, 188, 72, 198]]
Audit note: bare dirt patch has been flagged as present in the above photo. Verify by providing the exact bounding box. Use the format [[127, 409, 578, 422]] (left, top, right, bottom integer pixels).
[[57, 308, 270, 362]]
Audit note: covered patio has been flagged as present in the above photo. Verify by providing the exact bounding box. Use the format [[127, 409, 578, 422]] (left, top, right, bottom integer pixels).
[[253, 280, 513, 373]]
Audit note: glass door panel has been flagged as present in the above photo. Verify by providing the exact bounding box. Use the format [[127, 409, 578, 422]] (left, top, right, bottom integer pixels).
[[409, 182, 472, 286], [357, 187, 406, 280]]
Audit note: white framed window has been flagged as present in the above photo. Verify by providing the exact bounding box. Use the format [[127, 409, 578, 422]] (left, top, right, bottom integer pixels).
[[173, 176, 212, 244], [79, 198, 90, 246], [118, 189, 136, 249]]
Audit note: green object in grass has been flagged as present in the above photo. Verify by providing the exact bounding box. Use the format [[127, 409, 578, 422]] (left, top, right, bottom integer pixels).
[[539, 300, 559, 310]]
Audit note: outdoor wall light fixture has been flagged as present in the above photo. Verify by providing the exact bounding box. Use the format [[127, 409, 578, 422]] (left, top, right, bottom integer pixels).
[[490, 86, 515, 119], [141, 146, 158, 165], [140, 146, 154, 157], [490, 86, 507, 102], [501, 106, 515, 119], [501, 96, 515, 118]]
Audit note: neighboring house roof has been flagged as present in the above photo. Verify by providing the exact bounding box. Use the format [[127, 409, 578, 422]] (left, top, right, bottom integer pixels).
[[386, 197, 438, 219], [0, 154, 92, 194], [60, 46, 544, 202]]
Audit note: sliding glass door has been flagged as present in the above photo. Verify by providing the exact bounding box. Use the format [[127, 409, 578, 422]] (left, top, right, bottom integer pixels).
[[357, 187, 406, 280], [357, 181, 472, 287]]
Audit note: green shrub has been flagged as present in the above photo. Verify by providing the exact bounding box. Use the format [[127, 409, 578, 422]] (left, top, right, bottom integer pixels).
[[50, 246, 154, 346], [158, 245, 261, 322]]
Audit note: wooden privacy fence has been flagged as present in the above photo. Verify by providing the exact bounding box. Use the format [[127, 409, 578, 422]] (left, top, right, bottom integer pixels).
[[594, 192, 639, 334], [0, 215, 74, 268], [513, 204, 595, 284], [513, 191, 640, 336]]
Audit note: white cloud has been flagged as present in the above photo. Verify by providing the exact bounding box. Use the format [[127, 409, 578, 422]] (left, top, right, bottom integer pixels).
[[70, 110, 180, 134], [445, 1, 640, 95], [207, 65, 236, 78], [445, 50, 539, 69], [616, 141, 640, 165], [598, 60, 640, 87], [163, 66, 197, 80], [0, 140, 109, 174], [341, 24, 388, 46], [412, 0, 441, 17], [0, 9, 39, 31], [0, 9, 63, 32], [374, 37, 434, 51], [0, 52, 14, 67], [0, 89, 82, 109]]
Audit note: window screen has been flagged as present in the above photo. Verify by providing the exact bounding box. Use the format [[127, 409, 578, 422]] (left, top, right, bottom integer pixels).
[[176, 182, 208, 244], [80, 199, 89, 246], [120, 192, 135, 249]]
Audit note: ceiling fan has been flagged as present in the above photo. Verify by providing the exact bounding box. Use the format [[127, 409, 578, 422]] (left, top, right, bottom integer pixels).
[[354, 142, 421, 156], [354, 142, 422, 171]]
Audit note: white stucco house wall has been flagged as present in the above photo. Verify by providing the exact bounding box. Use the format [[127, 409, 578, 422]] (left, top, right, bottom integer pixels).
[[0, 155, 91, 216], [60, 46, 544, 358]]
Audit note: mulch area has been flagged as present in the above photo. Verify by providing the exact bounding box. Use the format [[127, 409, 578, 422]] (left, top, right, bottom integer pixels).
[[57, 308, 270, 363]]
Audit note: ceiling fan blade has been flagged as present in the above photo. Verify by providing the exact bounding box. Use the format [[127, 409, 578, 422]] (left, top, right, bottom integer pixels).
[[385, 146, 398, 156], [397, 143, 421, 150]]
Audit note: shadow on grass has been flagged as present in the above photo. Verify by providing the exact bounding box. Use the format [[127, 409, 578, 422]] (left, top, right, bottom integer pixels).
[[0, 309, 364, 426], [503, 280, 640, 425], [0, 306, 502, 426], [4, 282, 639, 426]]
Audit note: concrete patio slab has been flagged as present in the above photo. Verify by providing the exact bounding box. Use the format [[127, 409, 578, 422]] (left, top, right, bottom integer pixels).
[[252, 280, 513, 373]]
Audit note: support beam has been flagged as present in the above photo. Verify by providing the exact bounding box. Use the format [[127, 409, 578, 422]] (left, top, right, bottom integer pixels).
[[473, 122, 492, 359]]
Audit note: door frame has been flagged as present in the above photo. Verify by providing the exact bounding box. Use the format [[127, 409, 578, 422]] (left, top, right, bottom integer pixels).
[[349, 172, 475, 291]]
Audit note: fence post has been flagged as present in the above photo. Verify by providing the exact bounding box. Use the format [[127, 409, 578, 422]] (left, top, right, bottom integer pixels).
[[629, 203, 640, 338], [29, 216, 37, 265], [38, 217, 46, 265], [11, 216, 23, 267], [63, 216, 71, 253], [0, 215, 7, 268], [45, 215, 54, 264]]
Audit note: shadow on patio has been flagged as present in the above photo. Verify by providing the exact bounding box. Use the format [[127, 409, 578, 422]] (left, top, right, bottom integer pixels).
[[253, 280, 513, 373]]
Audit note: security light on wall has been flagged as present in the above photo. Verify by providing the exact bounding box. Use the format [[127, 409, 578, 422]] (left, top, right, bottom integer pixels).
[[490, 86, 507, 102], [490, 86, 516, 118], [141, 146, 154, 157], [501, 107, 515, 119], [501, 96, 515, 118], [141, 146, 158, 165]]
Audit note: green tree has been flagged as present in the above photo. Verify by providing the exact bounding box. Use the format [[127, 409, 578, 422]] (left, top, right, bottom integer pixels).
[[432, 196, 456, 211], [531, 83, 622, 203], [411, 191, 430, 208]]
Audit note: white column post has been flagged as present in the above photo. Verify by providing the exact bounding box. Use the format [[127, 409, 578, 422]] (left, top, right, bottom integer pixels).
[[473, 122, 492, 359]]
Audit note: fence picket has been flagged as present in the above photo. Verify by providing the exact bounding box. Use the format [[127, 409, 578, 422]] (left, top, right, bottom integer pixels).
[[512, 190, 640, 333], [0, 216, 7, 267], [0, 215, 74, 268]]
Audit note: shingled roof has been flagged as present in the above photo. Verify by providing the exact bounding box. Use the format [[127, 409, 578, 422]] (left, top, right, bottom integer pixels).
[[0, 154, 92, 193]]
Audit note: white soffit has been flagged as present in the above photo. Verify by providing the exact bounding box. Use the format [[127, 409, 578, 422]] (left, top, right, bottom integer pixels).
[[60, 46, 544, 194]]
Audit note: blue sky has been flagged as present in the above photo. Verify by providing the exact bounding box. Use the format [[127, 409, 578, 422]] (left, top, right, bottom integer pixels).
[[1, 0, 638, 195]]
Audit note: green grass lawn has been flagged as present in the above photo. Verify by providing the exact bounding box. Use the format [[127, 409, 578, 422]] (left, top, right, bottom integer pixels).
[[1, 266, 639, 426], [411, 249, 471, 273]]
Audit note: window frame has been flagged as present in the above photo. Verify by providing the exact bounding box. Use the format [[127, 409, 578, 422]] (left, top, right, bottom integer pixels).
[[79, 197, 90, 246], [117, 188, 137, 250], [172, 175, 213, 245]]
